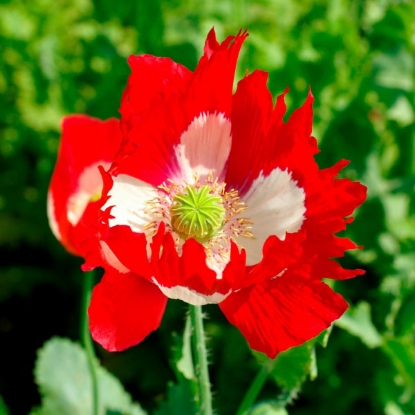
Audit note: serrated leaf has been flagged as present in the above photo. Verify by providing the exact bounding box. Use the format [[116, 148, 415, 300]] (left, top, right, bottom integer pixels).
[[248, 402, 289, 415], [335, 301, 382, 348], [253, 329, 332, 391], [270, 343, 313, 390], [34, 337, 146, 415]]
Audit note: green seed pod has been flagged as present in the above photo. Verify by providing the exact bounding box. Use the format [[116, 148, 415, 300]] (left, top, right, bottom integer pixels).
[[170, 185, 226, 243]]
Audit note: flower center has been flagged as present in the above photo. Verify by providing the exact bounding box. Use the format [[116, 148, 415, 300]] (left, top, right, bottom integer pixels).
[[170, 185, 226, 243]]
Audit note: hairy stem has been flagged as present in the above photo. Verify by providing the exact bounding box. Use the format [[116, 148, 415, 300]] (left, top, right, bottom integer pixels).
[[189, 305, 213, 415]]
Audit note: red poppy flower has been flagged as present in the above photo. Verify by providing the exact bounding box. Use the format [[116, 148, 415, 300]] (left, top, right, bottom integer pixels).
[[47, 115, 122, 257], [87, 29, 367, 358]]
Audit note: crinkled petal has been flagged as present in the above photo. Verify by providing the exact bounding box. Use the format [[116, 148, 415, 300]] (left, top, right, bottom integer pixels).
[[150, 230, 233, 305], [311, 258, 365, 280], [267, 91, 319, 183], [228, 81, 318, 194], [226, 70, 274, 194], [239, 231, 305, 289], [88, 270, 168, 351], [311, 234, 360, 258], [186, 28, 248, 119], [306, 162, 367, 234], [203, 28, 221, 58], [101, 220, 248, 305], [220, 273, 348, 358], [113, 29, 247, 186], [120, 55, 191, 133]]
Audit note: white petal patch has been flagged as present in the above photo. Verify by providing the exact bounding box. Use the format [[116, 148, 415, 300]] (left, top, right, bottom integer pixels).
[[103, 174, 157, 233], [237, 168, 306, 265], [99, 241, 130, 274], [204, 238, 231, 279], [47, 190, 61, 240], [66, 161, 110, 226], [67, 190, 92, 226], [175, 113, 232, 184], [152, 278, 231, 305]]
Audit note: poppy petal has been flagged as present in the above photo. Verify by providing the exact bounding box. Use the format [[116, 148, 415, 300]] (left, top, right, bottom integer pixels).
[[88, 270, 168, 351], [48, 115, 122, 256], [220, 272, 348, 358]]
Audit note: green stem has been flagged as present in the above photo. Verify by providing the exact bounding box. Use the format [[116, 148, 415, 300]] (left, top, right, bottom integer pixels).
[[236, 364, 270, 415], [81, 270, 99, 415], [189, 305, 213, 415]]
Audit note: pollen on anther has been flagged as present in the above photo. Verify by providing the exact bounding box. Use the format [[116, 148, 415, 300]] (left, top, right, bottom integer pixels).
[[142, 174, 254, 270]]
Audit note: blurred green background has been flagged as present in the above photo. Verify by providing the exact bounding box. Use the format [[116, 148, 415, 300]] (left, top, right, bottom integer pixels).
[[1, 0, 415, 414]]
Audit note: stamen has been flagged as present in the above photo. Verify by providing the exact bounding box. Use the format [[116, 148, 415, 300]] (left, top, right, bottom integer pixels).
[[143, 173, 254, 273]]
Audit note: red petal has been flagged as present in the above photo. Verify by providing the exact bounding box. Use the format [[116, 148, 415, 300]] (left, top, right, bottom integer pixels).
[[220, 272, 348, 358], [113, 30, 248, 186], [102, 225, 153, 278], [186, 28, 248, 119], [267, 91, 320, 187], [203, 28, 221, 59], [226, 70, 274, 194], [227, 84, 318, 195], [151, 231, 226, 295], [308, 234, 360, 258], [102, 223, 234, 296], [120, 55, 191, 133], [48, 116, 122, 256], [229, 85, 365, 273], [88, 270, 168, 351], [149, 226, 246, 297], [240, 231, 305, 289], [306, 176, 367, 234], [311, 258, 365, 280]]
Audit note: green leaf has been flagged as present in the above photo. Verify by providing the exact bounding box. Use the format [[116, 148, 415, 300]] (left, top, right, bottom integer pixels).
[[34, 337, 146, 415], [270, 343, 313, 390], [176, 314, 195, 381], [248, 401, 289, 415], [335, 301, 383, 348], [156, 315, 197, 415], [314, 325, 332, 348], [395, 292, 415, 336], [155, 381, 197, 415], [253, 328, 333, 391], [382, 337, 415, 392]]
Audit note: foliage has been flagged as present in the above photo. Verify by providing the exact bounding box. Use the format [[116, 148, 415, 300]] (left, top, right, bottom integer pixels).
[[31, 337, 146, 415], [1, 0, 415, 414]]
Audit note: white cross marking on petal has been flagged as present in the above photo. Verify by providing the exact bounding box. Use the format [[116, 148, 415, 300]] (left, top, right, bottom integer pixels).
[[175, 113, 232, 184]]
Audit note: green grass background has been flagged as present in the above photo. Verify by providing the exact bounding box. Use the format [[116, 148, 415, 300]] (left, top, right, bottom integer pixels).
[[1, 0, 415, 414]]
